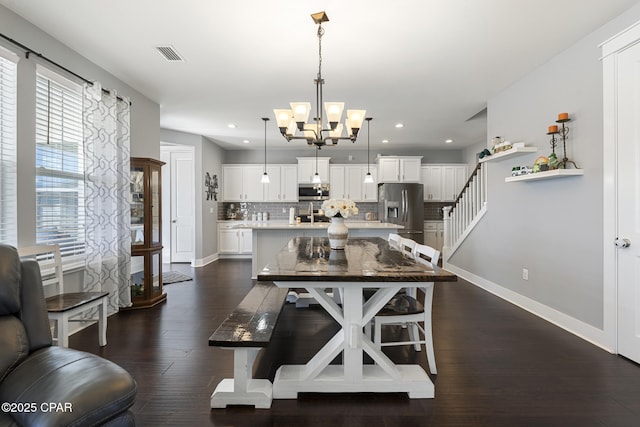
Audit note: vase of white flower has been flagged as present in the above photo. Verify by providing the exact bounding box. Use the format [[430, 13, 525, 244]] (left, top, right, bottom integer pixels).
[[322, 199, 358, 250]]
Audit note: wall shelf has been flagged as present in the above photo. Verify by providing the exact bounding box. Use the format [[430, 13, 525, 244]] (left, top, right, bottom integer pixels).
[[505, 169, 584, 182], [479, 146, 538, 163]]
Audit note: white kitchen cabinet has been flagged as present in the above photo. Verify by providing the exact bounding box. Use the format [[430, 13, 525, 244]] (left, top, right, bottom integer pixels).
[[421, 164, 467, 202], [265, 165, 298, 202], [424, 221, 444, 252], [218, 223, 252, 255], [297, 157, 330, 184], [442, 165, 467, 201], [422, 166, 442, 201], [329, 165, 346, 199], [329, 165, 378, 202], [222, 165, 264, 201], [376, 156, 422, 183]]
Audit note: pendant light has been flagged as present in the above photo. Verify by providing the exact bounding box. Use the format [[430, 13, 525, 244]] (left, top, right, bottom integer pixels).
[[312, 146, 322, 184], [364, 117, 374, 183], [260, 117, 270, 183]]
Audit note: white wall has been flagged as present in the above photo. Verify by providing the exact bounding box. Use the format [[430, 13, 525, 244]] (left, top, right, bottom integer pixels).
[[161, 129, 224, 264], [448, 3, 640, 343]]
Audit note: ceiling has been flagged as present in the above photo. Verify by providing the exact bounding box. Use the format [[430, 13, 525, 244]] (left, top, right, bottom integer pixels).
[[1, 0, 637, 151]]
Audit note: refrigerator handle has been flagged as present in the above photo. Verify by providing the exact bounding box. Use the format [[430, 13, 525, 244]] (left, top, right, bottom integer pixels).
[[402, 190, 408, 223]]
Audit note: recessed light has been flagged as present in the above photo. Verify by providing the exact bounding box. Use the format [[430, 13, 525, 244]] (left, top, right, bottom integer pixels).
[[445, 139, 453, 144], [242, 140, 250, 144], [228, 123, 237, 129], [395, 123, 404, 128], [382, 139, 389, 144]]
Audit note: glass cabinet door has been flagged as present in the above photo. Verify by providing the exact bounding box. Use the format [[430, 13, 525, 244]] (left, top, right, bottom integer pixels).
[[151, 168, 161, 246], [130, 167, 145, 246]]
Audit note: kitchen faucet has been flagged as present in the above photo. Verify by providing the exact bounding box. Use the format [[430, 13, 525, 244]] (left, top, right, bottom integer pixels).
[[309, 202, 314, 224]]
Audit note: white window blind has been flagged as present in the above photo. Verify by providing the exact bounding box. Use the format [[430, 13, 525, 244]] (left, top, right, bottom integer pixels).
[[0, 50, 17, 246], [35, 69, 85, 258]]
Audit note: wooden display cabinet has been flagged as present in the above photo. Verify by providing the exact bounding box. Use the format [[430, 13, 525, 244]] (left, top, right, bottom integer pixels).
[[129, 157, 167, 308]]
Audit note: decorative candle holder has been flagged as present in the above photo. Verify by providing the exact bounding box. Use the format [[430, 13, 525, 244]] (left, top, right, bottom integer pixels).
[[546, 113, 579, 169]]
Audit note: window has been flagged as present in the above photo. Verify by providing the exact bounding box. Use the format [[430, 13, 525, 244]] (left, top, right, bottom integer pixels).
[[35, 68, 85, 257], [0, 49, 17, 246]]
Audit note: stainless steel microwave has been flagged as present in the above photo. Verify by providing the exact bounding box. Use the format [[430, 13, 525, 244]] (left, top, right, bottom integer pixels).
[[298, 184, 330, 201]]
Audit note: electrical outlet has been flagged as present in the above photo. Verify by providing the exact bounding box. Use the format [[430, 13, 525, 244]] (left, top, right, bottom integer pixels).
[[522, 268, 529, 280]]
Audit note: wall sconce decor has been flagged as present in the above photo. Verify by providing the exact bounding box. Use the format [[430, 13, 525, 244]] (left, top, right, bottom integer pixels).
[[205, 172, 218, 201], [546, 112, 579, 169]]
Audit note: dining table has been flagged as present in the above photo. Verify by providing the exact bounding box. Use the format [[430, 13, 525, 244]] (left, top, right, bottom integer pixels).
[[257, 236, 457, 399]]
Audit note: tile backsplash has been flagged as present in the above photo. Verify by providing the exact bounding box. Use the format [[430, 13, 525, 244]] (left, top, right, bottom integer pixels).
[[219, 201, 451, 221]]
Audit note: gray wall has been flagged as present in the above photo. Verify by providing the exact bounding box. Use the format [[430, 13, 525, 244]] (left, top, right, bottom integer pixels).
[[223, 147, 465, 165], [449, 3, 640, 330], [161, 129, 224, 262]]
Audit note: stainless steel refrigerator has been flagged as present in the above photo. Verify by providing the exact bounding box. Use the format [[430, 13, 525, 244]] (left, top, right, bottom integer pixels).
[[378, 183, 424, 244]]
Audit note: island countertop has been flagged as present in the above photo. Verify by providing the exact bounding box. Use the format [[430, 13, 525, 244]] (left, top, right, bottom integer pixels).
[[222, 220, 403, 230]]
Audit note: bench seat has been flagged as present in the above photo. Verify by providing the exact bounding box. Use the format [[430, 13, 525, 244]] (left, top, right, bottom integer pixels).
[[209, 281, 289, 409]]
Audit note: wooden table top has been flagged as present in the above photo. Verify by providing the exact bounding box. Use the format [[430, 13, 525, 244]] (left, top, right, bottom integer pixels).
[[257, 237, 457, 283]]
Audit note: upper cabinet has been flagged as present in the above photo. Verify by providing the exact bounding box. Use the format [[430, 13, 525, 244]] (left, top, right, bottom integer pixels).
[[265, 165, 298, 202], [222, 165, 264, 201], [330, 165, 378, 202], [376, 156, 422, 183], [421, 164, 468, 201], [297, 157, 330, 184], [224, 164, 298, 202]]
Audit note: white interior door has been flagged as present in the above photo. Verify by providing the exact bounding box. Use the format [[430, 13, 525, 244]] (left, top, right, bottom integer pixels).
[[616, 41, 640, 364], [161, 146, 195, 263]]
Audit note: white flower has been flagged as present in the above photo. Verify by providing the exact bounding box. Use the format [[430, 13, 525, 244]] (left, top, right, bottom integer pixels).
[[322, 199, 358, 218]]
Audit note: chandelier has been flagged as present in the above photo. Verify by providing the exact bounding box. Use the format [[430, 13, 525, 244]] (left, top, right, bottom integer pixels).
[[273, 11, 366, 149]]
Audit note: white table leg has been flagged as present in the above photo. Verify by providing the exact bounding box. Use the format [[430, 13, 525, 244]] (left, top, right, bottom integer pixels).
[[272, 281, 434, 399], [210, 348, 273, 409]]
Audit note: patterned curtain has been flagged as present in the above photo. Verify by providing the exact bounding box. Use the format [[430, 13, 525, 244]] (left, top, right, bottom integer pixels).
[[83, 82, 132, 313]]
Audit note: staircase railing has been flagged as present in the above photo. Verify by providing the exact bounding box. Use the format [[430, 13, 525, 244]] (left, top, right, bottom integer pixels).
[[442, 162, 487, 261]]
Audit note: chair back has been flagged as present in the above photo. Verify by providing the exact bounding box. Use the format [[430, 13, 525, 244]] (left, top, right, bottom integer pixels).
[[412, 243, 440, 266], [388, 233, 402, 249], [399, 237, 416, 258], [17, 245, 64, 295]]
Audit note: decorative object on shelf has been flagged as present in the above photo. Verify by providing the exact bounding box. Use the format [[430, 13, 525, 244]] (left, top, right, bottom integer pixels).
[[260, 117, 270, 183], [546, 112, 579, 169], [491, 136, 504, 153], [511, 166, 533, 176], [322, 198, 359, 249], [478, 148, 492, 159], [205, 172, 218, 201], [533, 156, 549, 173], [273, 11, 366, 148]]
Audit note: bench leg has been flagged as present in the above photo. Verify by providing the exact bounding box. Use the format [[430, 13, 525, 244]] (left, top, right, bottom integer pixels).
[[210, 348, 272, 409]]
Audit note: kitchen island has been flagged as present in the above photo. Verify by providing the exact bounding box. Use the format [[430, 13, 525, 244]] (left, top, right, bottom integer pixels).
[[226, 221, 401, 279]]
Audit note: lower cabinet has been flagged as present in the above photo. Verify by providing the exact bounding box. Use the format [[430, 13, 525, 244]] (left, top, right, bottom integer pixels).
[[218, 223, 252, 256], [424, 221, 444, 252]]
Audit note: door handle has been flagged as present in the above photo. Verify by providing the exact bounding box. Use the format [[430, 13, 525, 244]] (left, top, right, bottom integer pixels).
[[172, 220, 177, 223], [615, 238, 631, 248]]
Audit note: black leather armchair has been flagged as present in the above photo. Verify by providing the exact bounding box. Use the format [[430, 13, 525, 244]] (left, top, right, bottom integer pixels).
[[0, 245, 137, 426]]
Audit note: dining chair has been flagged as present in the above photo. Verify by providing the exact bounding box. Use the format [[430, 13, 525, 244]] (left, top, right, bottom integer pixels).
[[18, 244, 109, 347], [373, 243, 440, 374], [387, 233, 402, 249], [399, 237, 417, 258]]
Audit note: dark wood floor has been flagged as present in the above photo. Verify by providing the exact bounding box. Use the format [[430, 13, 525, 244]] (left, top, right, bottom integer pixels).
[[71, 259, 640, 427]]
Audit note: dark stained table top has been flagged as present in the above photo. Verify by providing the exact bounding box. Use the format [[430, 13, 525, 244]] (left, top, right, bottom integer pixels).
[[257, 237, 457, 283]]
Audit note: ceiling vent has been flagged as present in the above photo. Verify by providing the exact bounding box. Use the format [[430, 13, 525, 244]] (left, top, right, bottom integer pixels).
[[155, 45, 184, 62]]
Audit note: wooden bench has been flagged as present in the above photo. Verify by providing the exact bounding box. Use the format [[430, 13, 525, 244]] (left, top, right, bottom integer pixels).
[[208, 281, 289, 409]]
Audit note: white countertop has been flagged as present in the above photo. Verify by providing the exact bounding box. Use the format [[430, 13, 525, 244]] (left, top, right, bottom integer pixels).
[[221, 220, 402, 230]]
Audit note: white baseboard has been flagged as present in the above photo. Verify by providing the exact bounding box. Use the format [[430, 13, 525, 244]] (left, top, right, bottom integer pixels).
[[444, 263, 614, 354], [192, 252, 219, 268]]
